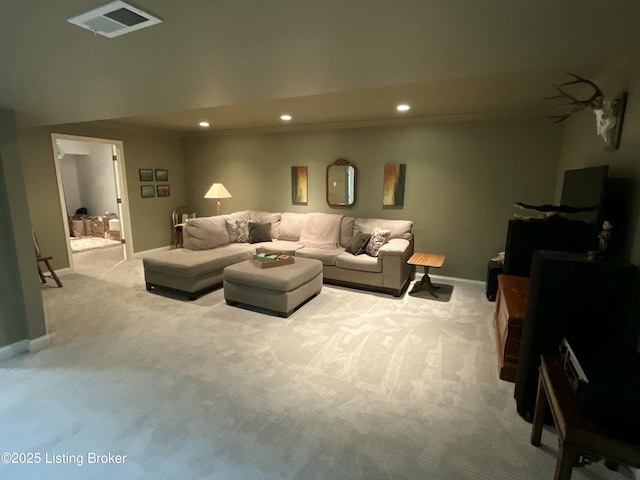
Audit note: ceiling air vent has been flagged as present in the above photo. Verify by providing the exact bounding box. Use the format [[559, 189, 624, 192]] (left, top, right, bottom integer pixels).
[[67, 1, 162, 38]]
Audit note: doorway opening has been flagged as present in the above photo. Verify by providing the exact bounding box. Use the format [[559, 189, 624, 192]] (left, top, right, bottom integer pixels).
[[51, 134, 133, 274]]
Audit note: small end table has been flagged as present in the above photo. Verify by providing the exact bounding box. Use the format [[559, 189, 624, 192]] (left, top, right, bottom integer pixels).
[[407, 253, 445, 297]]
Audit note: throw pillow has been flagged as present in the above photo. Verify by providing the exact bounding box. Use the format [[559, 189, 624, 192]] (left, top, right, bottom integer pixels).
[[345, 231, 371, 255], [248, 222, 272, 244], [236, 219, 249, 243], [365, 227, 391, 257]]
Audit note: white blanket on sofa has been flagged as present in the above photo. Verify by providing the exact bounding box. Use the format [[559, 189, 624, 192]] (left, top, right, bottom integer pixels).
[[299, 213, 343, 249]]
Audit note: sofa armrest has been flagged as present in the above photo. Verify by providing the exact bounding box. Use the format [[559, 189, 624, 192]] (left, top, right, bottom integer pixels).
[[378, 238, 410, 256], [379, 237, 414, 293]]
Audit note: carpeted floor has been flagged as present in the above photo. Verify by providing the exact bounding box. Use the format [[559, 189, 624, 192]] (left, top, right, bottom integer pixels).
[[0, 248, 632, 479], [70, 235, 121, 253]]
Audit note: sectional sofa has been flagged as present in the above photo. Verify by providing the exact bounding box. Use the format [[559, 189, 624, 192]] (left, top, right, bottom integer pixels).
[[143, 210, 414, 299]]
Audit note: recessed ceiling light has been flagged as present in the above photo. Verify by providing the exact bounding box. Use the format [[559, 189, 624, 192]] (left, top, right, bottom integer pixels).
[[396, 104, 411, 112], [199, 121, 210, 127], [280, 114, 292, 121]]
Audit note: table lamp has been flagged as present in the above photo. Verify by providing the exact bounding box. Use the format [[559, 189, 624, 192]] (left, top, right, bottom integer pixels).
[[204, 183, 232, 215]]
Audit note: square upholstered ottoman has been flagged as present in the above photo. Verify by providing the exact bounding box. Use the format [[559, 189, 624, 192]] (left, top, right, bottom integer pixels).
[[223, 257, 323, 317]]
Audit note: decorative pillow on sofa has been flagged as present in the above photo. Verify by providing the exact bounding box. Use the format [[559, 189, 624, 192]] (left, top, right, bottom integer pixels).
[[249, 211, 281, 239], [365, 227, 391, 257], [236, 219, 249, 243], [345, 231, 371, 255], [223, 210, 250, 242], [249, 222, 272, 244]]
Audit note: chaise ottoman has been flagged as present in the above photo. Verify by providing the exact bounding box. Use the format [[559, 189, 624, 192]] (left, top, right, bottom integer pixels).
[[223, 257, 323, 317]]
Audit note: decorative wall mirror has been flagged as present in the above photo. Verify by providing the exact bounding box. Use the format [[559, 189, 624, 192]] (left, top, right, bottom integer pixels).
[[326, 158, 357, 207]]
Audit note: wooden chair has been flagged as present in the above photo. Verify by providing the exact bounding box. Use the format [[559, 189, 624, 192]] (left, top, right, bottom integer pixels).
[[33, 231, 62, 288], [171, 206, 192, 249]]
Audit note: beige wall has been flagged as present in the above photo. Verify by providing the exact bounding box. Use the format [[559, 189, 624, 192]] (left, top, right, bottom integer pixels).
[[18, 124, 186, 269], [555, 61, 640, 263], [184, 119, 564, 280], [0, 109, 46, 348]]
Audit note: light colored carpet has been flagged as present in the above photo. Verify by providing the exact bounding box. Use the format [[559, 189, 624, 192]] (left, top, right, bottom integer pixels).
[[70, 236, 121, 253], [0, 248, 632, 479]]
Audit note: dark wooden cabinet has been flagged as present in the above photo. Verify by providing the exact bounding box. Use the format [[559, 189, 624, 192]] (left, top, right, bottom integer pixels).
[[493, 274, 529, 382]]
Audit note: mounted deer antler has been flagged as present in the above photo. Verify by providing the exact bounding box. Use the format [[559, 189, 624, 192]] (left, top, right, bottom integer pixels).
[[545, 73, 604, 123], [545, 73, 624, 146]]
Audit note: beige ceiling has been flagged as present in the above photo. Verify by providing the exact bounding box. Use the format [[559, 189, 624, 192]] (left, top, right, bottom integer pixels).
[[2, 1, 640, 132]]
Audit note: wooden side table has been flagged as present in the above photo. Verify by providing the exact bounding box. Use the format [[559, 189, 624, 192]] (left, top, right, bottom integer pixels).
[[531, 355, 640, 479], [407, 253, 445, 298]]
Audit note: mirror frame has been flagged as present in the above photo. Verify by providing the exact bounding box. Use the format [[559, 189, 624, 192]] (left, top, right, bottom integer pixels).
[[326, 158, 357, 207]]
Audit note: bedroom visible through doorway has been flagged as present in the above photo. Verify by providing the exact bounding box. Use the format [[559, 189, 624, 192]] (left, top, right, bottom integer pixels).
[[51, 134, 133, 274]]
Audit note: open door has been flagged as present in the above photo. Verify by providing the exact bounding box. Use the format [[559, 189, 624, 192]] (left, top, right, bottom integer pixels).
[[51, 134, 133, 272]]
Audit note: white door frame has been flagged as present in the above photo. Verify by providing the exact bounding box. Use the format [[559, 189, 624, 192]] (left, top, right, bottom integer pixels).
[[50, 133, 134, 271]]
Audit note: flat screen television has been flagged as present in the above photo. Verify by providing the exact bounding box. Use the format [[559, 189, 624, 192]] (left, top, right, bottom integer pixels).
[[503, 165, 609, 277], [560, 165, 609, 226]]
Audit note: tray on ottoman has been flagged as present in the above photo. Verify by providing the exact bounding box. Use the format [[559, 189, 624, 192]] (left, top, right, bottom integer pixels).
[[251, 252, 294, 269]]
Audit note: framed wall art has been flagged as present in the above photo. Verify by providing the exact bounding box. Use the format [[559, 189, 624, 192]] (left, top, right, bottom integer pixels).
[[155, 169, 169, 181], [382, 163, 406, 208], [605, 92, 628, 151], [291, 166, 308, 205], [141, 185, 155, 198], [139, 169, 153, 181], [157, 185, 170, 197]]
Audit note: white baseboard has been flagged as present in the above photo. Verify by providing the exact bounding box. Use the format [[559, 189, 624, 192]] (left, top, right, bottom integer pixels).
[[133, 245, 171, 259], [0, 334, 51, 361], [0, 340, 29, 362], [29, 334, 52, 353], [56, 267, 72, 276]]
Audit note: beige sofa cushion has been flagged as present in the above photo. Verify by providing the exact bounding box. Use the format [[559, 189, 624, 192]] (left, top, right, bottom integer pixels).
[[279, 212, 306, 241], [144, 243, 254, 278], [295, 247, 344, 266], [340, 217, 356, 247], [335, 252, 383, 273], [184, 216, 230, 250], [354, 218, 413, 240]]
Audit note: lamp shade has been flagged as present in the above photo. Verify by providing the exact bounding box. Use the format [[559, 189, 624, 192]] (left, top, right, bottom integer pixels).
[[204, 183, 232, 199]]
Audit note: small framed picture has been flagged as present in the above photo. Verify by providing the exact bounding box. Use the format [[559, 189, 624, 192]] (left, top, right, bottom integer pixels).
[[139, 169, 153, 181], [141, 185, 155, 198], [157, 185, 170, 197], [155, 169, 169, 181]]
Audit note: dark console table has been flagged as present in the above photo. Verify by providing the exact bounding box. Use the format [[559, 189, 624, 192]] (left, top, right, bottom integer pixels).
[[531, 355, 640, 479]]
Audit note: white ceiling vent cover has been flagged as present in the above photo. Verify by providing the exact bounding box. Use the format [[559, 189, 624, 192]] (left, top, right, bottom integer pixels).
[[67, 1, 162, 38]]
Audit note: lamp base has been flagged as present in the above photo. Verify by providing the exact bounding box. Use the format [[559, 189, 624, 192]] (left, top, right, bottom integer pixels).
[[217, 199, 221, 216]]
